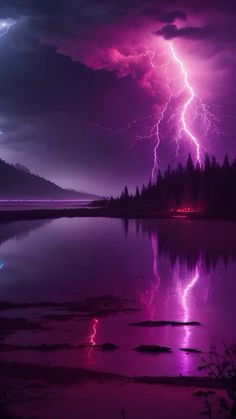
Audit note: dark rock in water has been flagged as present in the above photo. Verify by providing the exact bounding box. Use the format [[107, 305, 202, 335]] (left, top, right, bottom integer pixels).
[[100, 343, 119, 351], [0, 343, 72, 352], [0, 361, 124, 385], [193, 390, 216, 397], [179, 347, 202, 354], [135, 376, 221, 388], [77, 342, 119, 351], [31, 343, 72, 351], [0, 316, 45, 339], [130, 320, 201, 327], [134, 345, 172, 353]]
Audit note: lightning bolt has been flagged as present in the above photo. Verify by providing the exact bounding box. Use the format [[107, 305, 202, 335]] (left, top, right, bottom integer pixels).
[[0, 21, 11, 37], [89, 318, 98, 347], [89, 41, 220, 183], [169, 42, 201, 164], [151, 97, 172, 182], [0, 18, 15, 38]]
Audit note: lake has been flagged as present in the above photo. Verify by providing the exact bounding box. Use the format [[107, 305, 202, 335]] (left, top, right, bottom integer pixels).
[[0, 216, 236, 383], [0, 199, 93, 211]]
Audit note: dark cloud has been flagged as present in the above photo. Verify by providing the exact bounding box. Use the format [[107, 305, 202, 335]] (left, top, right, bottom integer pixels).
[[0, 0, 65, 17], [143, 7, 186, 23], [160, 10, 186, 23], [156, 22, 236, 43], [2, 1, 236, 50], [156, 24, 209, 40]]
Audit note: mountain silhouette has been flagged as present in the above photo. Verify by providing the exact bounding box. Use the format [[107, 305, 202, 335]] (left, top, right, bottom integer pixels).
[[0, 159, 98, 200]]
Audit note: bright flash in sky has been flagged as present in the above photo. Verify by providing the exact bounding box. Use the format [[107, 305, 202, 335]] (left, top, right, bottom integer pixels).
[[0, 19, 15, 37]]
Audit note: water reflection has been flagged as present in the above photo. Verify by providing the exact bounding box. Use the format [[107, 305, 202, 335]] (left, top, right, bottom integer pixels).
[[178, 263, 199, 345], [0, 217, 236, 377], [0, 220, 49, 277], [130, 219, 236, 270], [139, 232, 160, 320], [133, 219, 228, 374], [176, 263, 200, 374], [0, 219, 50, 247]]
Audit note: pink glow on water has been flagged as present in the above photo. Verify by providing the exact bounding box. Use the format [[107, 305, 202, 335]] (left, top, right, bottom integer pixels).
[[182, 266, 199, 322], [177, 263, 200, 374], [172, 261, 201, 374]]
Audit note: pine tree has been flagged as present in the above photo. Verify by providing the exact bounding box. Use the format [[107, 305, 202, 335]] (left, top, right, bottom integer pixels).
[[223, 154, 230, 170], [204, 153, 211, 172], [185, 153, 195, 174], [135, 186, 140, 198], [124, 186, 129, 199]]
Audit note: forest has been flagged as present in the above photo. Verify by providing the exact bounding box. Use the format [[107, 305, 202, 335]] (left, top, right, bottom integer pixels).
[[108, 154, 236, 217]]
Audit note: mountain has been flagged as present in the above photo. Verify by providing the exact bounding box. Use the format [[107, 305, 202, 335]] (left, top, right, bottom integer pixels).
[[0, 159, 99, 200]]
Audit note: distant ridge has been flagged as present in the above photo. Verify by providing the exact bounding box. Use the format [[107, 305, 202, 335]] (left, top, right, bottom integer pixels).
[[0, 159, 99, 200]]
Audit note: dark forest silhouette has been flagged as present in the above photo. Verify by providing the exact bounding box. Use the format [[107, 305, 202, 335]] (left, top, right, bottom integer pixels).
[[108, 154, 236, 217]]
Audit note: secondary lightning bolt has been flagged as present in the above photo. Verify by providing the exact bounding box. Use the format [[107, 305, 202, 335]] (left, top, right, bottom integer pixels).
[[0, 20, 14, 37], [151, 97, 173, 182], [0, 19, 15, 138]]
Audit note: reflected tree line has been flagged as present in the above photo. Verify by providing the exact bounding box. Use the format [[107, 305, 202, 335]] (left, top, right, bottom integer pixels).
[[111, 154, 236, 216], [122, 218, 236, 271]]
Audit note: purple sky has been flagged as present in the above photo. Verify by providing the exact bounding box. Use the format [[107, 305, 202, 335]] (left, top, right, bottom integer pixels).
[[0, 0, 236, 195]]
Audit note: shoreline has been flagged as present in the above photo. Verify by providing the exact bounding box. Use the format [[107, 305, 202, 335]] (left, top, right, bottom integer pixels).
[[2, 365, 226, 419], [0, 360, 222, 389], [0, 207, 235, 222]]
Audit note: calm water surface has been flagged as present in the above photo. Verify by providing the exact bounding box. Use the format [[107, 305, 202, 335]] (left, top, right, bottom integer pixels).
[[0, 217, 236, 378], [0, 199, 93, 210]]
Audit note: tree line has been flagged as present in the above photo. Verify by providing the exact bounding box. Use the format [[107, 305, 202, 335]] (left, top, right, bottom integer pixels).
[[108, 154, 236, 216]]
